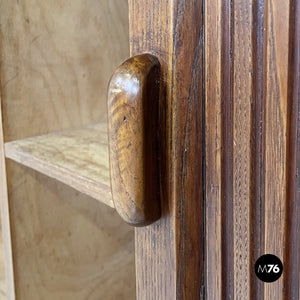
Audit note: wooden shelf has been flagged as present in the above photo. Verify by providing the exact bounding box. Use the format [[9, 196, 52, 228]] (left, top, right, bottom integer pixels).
[[4, 123, 113, 208]]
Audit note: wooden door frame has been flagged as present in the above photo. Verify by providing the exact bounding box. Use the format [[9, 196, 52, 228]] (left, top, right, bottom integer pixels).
[[130, 1, 205, 298], [130, 0, 300, 298]]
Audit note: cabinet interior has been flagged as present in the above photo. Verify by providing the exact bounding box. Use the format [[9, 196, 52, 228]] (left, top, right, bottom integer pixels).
[[0, 0, 136, 298]]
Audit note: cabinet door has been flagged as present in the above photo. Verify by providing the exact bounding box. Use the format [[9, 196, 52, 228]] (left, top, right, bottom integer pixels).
[[130, 1, 205, 298], [205, 0, 299, 298], [130, 0, 299, 299]]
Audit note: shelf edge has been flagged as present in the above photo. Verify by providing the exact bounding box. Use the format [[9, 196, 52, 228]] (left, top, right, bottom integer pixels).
[[4, 142, 114, 209]]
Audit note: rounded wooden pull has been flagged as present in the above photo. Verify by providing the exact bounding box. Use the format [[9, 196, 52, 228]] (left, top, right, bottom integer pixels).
[[107, 54, 161, 226]]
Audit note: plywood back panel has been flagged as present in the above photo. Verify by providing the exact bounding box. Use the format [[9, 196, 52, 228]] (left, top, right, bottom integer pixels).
[[7, 161, 135, 299], [0, 0, 129, 141]]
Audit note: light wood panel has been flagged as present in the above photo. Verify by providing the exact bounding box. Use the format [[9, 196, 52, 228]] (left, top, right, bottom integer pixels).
[[0, 96, 14, 299], [0, 0, 133, 298], [0, 0, 129, 141], [4, 123, 112, 208], [204, 0, 222, 298], [0, 230, 7, 300], [7, 161, 135, 300], [264, 0, 289, 298], [232, 1, 253, 297]]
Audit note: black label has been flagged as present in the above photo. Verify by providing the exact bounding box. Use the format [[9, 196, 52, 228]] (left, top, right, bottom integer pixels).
[[254, 254, 283, 283]]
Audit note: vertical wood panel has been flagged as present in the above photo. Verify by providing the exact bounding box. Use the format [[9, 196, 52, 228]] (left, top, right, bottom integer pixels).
[[206, 0, 254, 298], [264, 0, 289, 298], [232, 0, 253, 298], [250, 0, 266, 297], [171, 2, 204, 299], [129, 2, 176, 298], [205, 0, 222, 298], [220, 0, 234, 297], [130, 0, 205, 298], [205, 0, 299, 298], [0, 97, 14, 299], [284, 0, 300, 298]]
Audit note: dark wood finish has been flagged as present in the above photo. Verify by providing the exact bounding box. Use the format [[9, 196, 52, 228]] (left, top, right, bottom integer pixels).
[[0, 0, 298, 298], [205, 0, 299, 299], [284, 0, 300, 298], [108, 54, 161, 226], [130, 0, 205, 298]]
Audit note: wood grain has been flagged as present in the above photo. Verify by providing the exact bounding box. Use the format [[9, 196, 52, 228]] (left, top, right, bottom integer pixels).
[[232, 1, 253, 297], [204, 0, 223, 298], [0, 0, 298, 298], [4, 123, 113, 208], [0, 0, 134, 298], [264, 0, 289, 298], [7, 161, 135, 300], [0, 227, 7, 300], [283, 0, 300, 299], [0, 96, 13, 299], [108, 54, 161, 226], [205, 0, 299, 299], [250, 0, 266, 297], [130, 0, 205, 298], [0, 0, 129, 141]]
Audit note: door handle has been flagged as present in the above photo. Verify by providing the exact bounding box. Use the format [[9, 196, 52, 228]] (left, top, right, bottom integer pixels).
[[107, 54, 161, 226]]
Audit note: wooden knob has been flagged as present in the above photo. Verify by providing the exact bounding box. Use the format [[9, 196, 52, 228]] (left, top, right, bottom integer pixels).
[[107, 54, 161, 226]]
